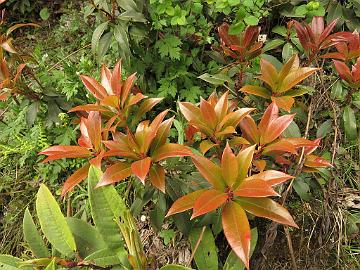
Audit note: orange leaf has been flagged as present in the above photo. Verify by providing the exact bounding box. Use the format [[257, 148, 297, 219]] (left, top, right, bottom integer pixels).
[[304, 154, 333, 168], [166, 189, 206, 217], [151, 143, 193, 162], [80, 75, 107, 100], [245, 170, 294, 186], [131, 157, 152, 183], [191, 155, 226, 190], [236, 197, 298, 228], [271, 96, 294, 112], [222, 201, 251, 270], [236, 145, 256, 186], [68, 104, 111, 113], [221, 143, 238, 187], [214, 91, 229, 121], [178, 102, 204, 125], [151, 117, 174, 152], [39, 146, 92, 162], [200, 97, 217, 129], [61, 164, 90, 197], [121, 73, 137, 107], [258, 102, 279, 134], [110, 61, 122, 96], [240, 85, 271, 99], [97, 162, 132, 187], [261, 114, 295, 145], [149, 164, 166, 193], [234, 179, 279, 197], [262, 139, 297, 154], [239, 116, 260, 144], [191, 189, 227, 219]]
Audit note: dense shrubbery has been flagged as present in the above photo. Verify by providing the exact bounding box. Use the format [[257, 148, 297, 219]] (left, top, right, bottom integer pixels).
[[0, 0, 359, 269]]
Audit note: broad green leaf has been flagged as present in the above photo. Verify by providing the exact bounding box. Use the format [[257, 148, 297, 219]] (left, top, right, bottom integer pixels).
[[272, 26, 287, 37], [44, 259, 56, 270], [39, 8, 50, 20], [113, 24, 131, 63], [119, 10, 146, 22], [224, 228, 258, 270], [282, 43, 295, 62], [244, 15, 259, 26], [263, 39, 285, 52], [66, 217, 107, 257], [159, 265, 194, 270], [88, 166, 126, 250], [116, 0, 138, 11], [97, 32, 112, 61], [293, 178, 311, 201], [91, 22, 109, 53], [331, 81, 344, 100], [84, 248, 124, 267], [36, 184, 76, 256], [343, 106, 358, 141], [316, 120, 332, 138], [282, 121, 301, 138], [189, 227, 218, 270], [23, 208, 50, 258], [0, 255, 21, 270]]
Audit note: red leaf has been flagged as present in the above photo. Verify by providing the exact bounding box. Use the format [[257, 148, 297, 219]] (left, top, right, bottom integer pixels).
[[151, 143, 193, 162], [236, 197, 298, 228], [262, 139, 297, 154], [149, 164, 166, 193], [131, 157, 152, 183], [166, 189, 206, 217], [191, 189, 227, 219], [222, 201, 251, 270], [61, 164, 90, 197], [97, 162, 132, 187], [39, 146, 92, 162]]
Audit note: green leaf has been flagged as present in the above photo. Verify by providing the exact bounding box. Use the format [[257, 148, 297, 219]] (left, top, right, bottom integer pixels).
[[159, 265, 195, 270], [91, 22, 109, 54], [272, 26, 287, 37], [331, 81, 345, 101], [84, 248, 124, 267], [316, 120, 332, 138], [88, 166, 126, 250], [44, 259, 56, 270], [23, 208, 50, 258], [282, 43, 295, 62], [263, 39, 285, 52], [66, 217, 107, 258], [244, 15, 259, 26], [223, 228, 258, 270], [113, 24, 131, 63], [293, 178, 311, 201], [36, 184, 76, 256], [189, 227, 218, 270], [116, 0, 138, 11], [282, 121, 301, 138], [97, 32, 112, 61], [0, 255, 21, 270], [119, 10, 146, 22], [26, 101, 40, 126], [343, 106, 358, 140], [159, 229, 176, 245], [39, 8, 50, 20], [198, 73, 231, 85], [228, 22, 245, 35], [155, 35, 182, 60]]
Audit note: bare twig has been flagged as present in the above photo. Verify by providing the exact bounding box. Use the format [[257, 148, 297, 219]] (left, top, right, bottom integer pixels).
[[188, 226, 206, 266]]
